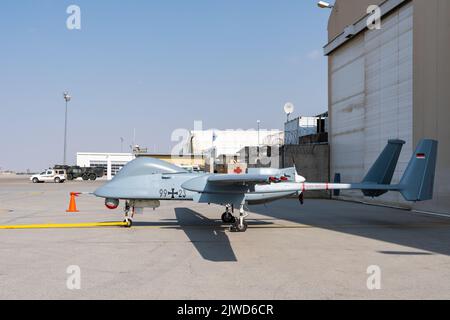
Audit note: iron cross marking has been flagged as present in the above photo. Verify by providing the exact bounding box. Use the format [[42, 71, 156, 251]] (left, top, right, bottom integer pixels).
[[168, 188, 178, 199]]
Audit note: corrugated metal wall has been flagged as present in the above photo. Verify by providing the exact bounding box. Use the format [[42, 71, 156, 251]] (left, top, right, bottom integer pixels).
[[413, 0, 450, 215], [330, 3, 413, 205]]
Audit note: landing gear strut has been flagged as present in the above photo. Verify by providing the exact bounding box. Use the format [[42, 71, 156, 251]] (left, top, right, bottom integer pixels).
[[229, 203, 248, 232], [123, 201, 134, 228], [221, 205, 236, 224]]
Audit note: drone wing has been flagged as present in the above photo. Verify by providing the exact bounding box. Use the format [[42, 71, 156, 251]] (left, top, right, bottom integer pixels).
[[207, 174, 271, 185]]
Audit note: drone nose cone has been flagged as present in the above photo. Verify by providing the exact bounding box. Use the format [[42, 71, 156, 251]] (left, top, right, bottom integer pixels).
[[93, 178, 127, 198], [93, 182, 114, 198], [93, 176, 151, 199]]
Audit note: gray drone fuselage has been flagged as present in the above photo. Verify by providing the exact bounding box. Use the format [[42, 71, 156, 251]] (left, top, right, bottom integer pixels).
[[94, 158, 299, 207]]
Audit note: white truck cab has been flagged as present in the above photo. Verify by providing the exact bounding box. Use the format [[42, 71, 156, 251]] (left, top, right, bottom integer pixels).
[[30, 169, 67, 183]]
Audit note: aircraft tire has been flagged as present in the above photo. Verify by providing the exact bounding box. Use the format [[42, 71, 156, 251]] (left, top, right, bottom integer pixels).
[[221, 213, 235, 224], [123, 219, 133, 228], [237, 222, 248, 232], [229, 221, 248, 232]]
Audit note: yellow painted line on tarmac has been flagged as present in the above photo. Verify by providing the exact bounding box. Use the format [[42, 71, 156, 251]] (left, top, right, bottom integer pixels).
[[29, 192, 45, 196], [2, 221, 450, 231], [0, 221, 128, 230]]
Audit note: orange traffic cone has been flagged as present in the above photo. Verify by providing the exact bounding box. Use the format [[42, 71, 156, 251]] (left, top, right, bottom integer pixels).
[[66, 192, 80, 213]]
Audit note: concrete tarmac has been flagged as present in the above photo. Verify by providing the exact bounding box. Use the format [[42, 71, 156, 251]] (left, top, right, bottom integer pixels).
[[0, 175, 449, 299]]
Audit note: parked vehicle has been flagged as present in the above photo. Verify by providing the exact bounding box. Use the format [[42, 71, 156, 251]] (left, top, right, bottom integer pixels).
[[30, 169, 66, 183], [54, 165, 104, 181], [78, 167, 104, 181]]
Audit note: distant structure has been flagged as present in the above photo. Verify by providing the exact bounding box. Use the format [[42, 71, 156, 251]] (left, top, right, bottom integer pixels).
[[183, 129, 284, 172], [77, 153, 134, 180], [186, 130, 283, 155], [282, 111, 330, 198], [284, 112, 328, 145], [77, 151, 206, 180]]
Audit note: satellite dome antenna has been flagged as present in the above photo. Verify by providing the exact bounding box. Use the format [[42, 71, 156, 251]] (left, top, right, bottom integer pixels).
[[284, 102, 295, 122]]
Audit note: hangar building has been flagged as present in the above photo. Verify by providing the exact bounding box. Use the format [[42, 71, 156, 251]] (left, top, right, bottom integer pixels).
[[325, 0, 449, 214]]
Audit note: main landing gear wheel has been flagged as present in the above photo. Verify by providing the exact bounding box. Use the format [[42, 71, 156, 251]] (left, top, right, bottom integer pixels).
[[228, 203, 249, 232], [229, 221, 248, 232], [221, 212, 236, 224]]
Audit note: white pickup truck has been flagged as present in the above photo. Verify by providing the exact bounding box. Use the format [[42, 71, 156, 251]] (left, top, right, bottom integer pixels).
[[30, 169, 67, 183]]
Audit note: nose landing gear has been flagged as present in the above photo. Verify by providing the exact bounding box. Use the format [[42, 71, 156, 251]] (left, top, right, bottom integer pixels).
[[123, 201, 135, 228]]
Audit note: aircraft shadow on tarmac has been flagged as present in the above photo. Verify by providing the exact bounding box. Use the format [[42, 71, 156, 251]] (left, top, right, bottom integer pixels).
[[248, 199, 450, 256], [175, 208, 237, 262], [134, 208, 271, 262]]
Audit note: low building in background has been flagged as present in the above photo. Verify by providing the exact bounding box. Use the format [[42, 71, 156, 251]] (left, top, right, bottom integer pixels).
[[77, 152, 206, 179], [284, 112, 328, 145], [183, 129, 284, 172], [185, 129, 283, 156], [76, 153, 134, 180]]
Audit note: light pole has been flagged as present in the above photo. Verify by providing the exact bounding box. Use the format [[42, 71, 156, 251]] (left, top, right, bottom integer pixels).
[[317, 1, 334, 9], [257, 120, 261, 162], [257, 120, 261, 147], [120, 137, 124, 153], [210, 131, 217, 173], [63, 91, 72, 165]]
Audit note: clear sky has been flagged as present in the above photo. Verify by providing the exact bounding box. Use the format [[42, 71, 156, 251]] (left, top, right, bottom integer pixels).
[[0, 0, 331, 171]]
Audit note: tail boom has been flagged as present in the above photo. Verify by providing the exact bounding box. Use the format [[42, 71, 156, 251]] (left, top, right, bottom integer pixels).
[[287, 139, 437, 202], [299, 183, 401, 192]]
